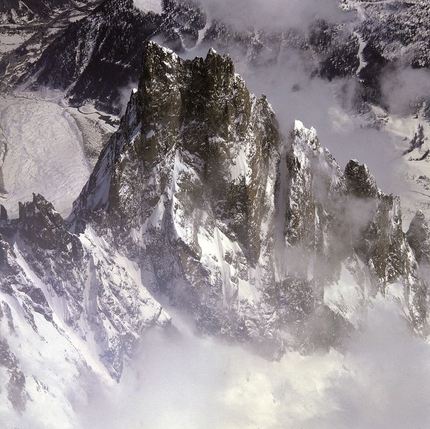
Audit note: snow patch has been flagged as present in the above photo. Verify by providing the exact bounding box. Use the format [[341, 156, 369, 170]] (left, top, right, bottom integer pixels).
[[324, 262, 366, 329]]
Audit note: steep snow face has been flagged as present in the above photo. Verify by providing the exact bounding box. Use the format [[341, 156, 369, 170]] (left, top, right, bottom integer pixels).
[[0, 193, 170, 384], [0, 98, 91, 218]]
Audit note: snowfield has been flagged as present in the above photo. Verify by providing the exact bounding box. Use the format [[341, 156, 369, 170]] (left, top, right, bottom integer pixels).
[[0, 97, 92, 218], [0, 31, 32, 54]]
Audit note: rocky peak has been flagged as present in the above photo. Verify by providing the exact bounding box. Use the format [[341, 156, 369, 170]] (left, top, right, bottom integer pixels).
[[2, 43, 429, 398], [344, 159, 379, 198], [0, 205, 7, 221], [70, 43, 429, 353], [407, 210, 430, 266], [137, 42, 249, 166], [284, 120, 346, 249], [18, 193, 68, 249], [76, 43, 281, 265]]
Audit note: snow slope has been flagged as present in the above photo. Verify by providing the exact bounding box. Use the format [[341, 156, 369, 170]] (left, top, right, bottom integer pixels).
[[0, 97, 91, 218]]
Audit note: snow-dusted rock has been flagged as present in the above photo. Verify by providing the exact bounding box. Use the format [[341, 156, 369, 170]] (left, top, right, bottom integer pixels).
[[73, 42, 429, 354], [0, 46, 429, 418], [0, 193, 170, 381]]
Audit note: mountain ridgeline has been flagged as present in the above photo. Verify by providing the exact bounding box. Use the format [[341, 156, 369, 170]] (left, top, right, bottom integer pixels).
[[73, 43, 429, 344], [0, 43, 429, 412]]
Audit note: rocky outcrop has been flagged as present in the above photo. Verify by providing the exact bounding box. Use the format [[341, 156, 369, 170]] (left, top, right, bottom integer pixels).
[[72, 42, 429, 354], [407, 210, 430, 266], [0, 193, 170, 380], [72, 43, 284, 348]]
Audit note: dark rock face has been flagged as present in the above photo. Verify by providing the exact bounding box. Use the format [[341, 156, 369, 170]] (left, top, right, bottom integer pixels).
[[407, 211, 430, 266], [73, 44, 284, 344], [309, 19, 360, 81], [22, 0, 208, 114], [16, 194, 85, 318], [72, 43, 429, 354], [25, 0, 164, 113], [345, 160, 379, 199], [162, 0, 207, 49]]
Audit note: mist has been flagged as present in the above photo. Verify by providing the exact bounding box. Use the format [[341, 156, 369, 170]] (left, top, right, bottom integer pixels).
[[133, 0, 163, 14], [381, 66, 430, 117], [198, 0, 345, 31], [233, 49, 404, 196], [75, 298, 430, 429]]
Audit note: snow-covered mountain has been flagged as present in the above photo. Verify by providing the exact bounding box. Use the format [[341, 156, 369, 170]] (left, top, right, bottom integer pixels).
[[4, 0, 430, 427], [13, 0, 430, 119], [1, 42, 430, 424], [0, 0, 77, 23]]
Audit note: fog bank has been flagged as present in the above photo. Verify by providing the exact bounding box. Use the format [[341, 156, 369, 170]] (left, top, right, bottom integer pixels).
[[77, 298, 430, 429]]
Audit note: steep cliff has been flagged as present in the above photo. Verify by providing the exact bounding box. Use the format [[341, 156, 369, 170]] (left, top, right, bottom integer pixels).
[[72, 42, 429, 354]]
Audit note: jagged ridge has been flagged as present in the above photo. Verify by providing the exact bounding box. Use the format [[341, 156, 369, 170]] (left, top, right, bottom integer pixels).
[[0, 45, 429, 417], [73, 42, 429, 352]]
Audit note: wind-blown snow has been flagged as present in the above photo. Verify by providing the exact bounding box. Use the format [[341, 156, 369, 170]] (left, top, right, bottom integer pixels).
[[0, 98, 91, 217], [380, 114, 430, 226]]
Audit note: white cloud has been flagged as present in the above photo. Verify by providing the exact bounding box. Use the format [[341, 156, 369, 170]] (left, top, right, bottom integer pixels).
[[199, 0, 345, 31], [133, 0, 163, 14], [382, 66, 430, 116], [76, 299, 430, 429]]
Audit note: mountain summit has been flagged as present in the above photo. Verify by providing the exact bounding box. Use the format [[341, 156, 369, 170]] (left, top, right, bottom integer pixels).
[[0, 42, 429, 418], [73, 42, 428, 352]]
